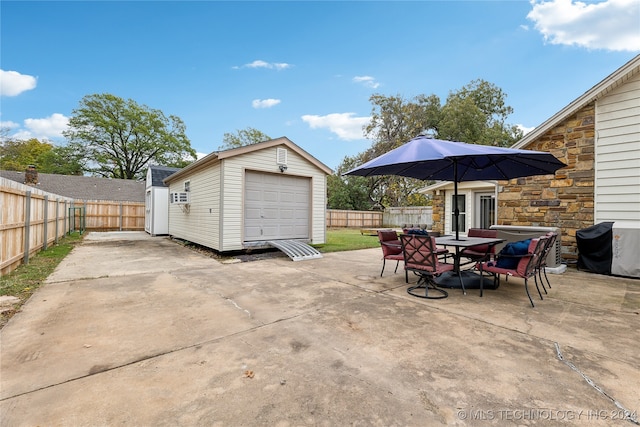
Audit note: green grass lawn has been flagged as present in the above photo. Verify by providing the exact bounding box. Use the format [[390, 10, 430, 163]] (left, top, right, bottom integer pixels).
[[315, 228, 381, 253]]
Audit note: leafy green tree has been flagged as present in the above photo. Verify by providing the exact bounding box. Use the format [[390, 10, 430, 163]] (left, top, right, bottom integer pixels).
[[0, 137, 52, 170], [0, 137, 83, 174], [219, 127, 271, 150], [331, 79, 521, 208], [63, 93, 196, 179], [39, 144, 85, 175], [328, 155, 371, 210], [438, 79, 523, 146]]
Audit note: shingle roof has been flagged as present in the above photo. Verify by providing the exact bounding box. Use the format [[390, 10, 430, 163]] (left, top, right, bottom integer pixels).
[[0, 170, 145, 202], [149, 165, 181, 187]]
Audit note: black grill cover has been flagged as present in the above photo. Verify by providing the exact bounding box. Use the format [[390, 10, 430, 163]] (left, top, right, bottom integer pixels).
[[576, 222, 614, 274]]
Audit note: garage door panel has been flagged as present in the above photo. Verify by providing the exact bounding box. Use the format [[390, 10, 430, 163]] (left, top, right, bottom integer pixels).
[[262, 207, 279, 218], [244, 171, 310, 242], [280, 209, 294, 219], [245, 208, 262, 220], [245, 226, 262, 240], [264, 191, 279, 203], [246, 189, 262, 202], [280, 192, 295, 203]]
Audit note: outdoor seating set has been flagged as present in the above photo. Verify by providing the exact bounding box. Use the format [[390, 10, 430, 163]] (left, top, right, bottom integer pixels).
[[377, 229, 559, 307]]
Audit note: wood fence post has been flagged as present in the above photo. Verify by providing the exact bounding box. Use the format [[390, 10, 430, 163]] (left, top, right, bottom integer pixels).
[[120, 202, 123, 231], [55, 198, 59, 245], [43, 195, 49, 250], [23, 191, 31, 264], [64, 200, 68, 235]]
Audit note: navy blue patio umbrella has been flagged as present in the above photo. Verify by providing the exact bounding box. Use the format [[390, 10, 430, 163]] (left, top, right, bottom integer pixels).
[[344, 136, 566, 240]]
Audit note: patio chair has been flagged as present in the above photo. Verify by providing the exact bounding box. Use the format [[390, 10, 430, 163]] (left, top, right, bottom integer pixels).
[[400, 234, 452, 299], [478, 237, 547, 307], [459, 228, 498, 267], [536, 232, 558, 293], [402, 228, 450, 262], [377, 230, 405, 279]]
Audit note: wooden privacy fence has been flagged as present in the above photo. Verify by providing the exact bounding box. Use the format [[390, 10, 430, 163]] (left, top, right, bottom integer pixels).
[[326, 207, 433, 229], [326, 210, 383, 228], [1, 178, 145, 276]]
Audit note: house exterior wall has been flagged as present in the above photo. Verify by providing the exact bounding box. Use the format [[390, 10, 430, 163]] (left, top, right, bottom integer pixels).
[[498, 103, 596, 259], [594, 72, 640, 227], [428, 183, 496, 235], [220, 146, 326, 251], [167, 163, 222, 249]]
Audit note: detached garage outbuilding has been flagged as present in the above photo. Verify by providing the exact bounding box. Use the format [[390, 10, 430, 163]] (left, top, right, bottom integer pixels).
[[164, 137, 332, 253], [145, 165, 181, 236]]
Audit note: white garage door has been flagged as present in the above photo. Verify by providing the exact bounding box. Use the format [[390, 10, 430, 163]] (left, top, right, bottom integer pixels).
[[244, 171, 310, 242]]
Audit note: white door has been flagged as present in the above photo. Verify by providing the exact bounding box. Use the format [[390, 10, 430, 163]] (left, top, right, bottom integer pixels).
[[475, 193, 496, 229], [244, 171, 310, 241], [145, 190, 152, 233]]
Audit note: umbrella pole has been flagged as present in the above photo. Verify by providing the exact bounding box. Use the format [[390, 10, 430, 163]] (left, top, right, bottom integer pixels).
[[453, 161, 459, 240]]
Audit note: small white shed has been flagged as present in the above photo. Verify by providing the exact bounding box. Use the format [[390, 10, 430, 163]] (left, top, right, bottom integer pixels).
[[164, 137, 332, 252], [145, 165, 181, 236]]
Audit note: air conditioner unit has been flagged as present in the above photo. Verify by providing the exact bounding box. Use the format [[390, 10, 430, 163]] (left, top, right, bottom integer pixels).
[[171, 192, 189, 204]]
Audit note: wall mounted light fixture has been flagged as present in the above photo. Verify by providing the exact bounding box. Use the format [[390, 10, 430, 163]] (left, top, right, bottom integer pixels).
[[279, 164, 288, 173]]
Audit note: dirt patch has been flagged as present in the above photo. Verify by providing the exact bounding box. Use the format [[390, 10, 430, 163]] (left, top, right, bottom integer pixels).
[[172, 237, 288, 263]]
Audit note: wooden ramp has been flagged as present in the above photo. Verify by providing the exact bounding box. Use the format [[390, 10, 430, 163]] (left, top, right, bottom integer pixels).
[[266, 240, 323, 262]]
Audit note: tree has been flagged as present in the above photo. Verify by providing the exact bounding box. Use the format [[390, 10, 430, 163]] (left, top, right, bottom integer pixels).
[[219, 127, 271, 150], [63, 93, 196, 179], [438, 79, 523, 146], [327, 155, 371, 210], [0, 136, 83, 174], [329, 79, 521, 208]]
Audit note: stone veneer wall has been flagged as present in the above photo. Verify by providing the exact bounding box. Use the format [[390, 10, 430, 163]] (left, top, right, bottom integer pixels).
[[431, 192, 445, 234], [428, 102, 596, 260], [497, 102, 596, 260]]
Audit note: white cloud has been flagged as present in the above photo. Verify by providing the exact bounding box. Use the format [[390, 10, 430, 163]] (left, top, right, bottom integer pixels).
[[353, 75, 380, 89], [517, 124, 536, 135], [235, 60, 292, 70], [252, 98, 281, 108], [0, 120, 20, 130], [10, 113, 69, 141], [0, 70, 37, 96], [301, 113, 370, 141], [527, 0, 640, 51]]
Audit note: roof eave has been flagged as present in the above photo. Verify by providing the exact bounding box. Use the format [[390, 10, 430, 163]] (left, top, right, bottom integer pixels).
[[513, 54, 640, 149]]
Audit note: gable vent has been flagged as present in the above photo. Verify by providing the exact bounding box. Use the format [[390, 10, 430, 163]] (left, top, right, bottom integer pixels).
[[277, 147, 288, 165]]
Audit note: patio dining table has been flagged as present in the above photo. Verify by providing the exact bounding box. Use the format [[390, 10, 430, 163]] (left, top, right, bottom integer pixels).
[[434, 235, 505, 294]]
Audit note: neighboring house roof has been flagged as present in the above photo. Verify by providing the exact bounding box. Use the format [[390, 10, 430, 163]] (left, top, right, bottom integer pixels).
[[165, 137, 333, 184], [0, 170, 145, 202], [148, 165, 181, 187], [514, 54, 640, 149]]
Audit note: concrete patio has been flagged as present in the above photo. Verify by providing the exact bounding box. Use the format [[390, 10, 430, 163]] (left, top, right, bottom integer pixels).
[[1, 231, 638, 426]]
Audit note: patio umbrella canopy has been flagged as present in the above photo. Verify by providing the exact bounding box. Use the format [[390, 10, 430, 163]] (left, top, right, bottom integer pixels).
[[344, 136, 566, 240]]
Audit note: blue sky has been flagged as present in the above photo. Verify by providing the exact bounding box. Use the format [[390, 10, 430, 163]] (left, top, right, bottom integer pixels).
[[1, 1, 639, 170]]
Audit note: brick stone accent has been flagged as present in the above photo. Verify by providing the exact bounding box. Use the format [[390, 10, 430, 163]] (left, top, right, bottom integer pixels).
[[431, 192, 445, 234], [427, 102, 596, 260], [497, 102, 596, 259]]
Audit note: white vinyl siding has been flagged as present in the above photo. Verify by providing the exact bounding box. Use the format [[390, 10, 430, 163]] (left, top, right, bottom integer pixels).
[[595, 72, 640, 227], [168, 163, 221, 249], [221, 146, 326, 251], [166, 139, 328, 252]]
